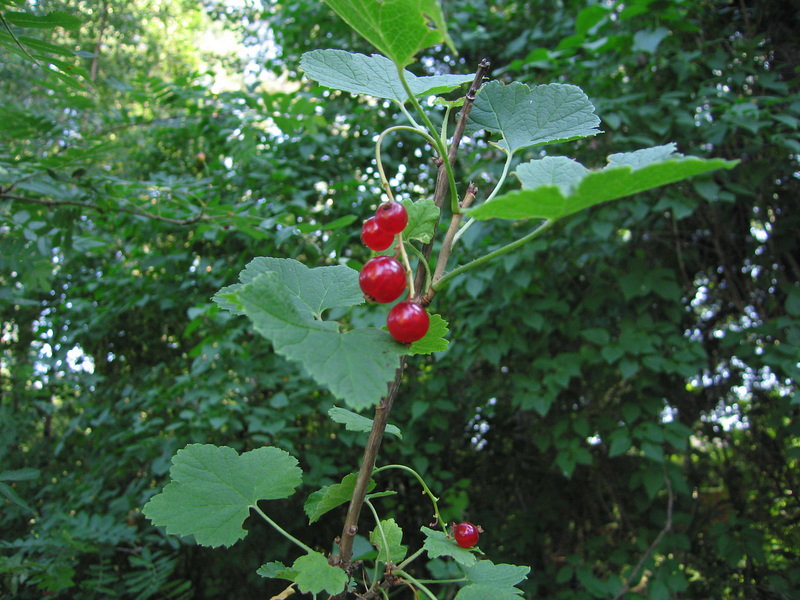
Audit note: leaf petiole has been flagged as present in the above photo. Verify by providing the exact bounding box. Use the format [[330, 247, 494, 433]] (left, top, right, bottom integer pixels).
[[452, 151, 514, 246], [251, 504, 314, 554], [433, 219, 555, 292]]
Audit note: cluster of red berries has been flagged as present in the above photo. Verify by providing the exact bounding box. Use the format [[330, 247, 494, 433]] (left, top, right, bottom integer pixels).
[[359, 201, 429, 344]]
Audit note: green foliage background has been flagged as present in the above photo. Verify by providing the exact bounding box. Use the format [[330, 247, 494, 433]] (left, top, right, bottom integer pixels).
[[1, 0, 798, 598]]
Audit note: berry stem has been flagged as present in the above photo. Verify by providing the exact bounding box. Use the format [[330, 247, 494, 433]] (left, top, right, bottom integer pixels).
[[404, 242, 432, 297], [396, 231, 416, 299], [364, 498, 391, 586], [375, 125, 439, 203], [372, 463, 447, 536]]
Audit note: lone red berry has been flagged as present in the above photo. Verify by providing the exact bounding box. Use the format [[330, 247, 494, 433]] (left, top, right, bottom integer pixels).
[[374, 201, 408, 235], [453, 522, 480, 548], [361, 216, 395, 251], [387, 301, 429, 343], [359, 256, 407, 303]]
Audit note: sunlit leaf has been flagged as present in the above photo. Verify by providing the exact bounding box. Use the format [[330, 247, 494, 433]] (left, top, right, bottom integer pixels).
[[468, 80, 601, 155], [301, 50, 472, 102], [322, 0, 453, 66], [467, 144, 738, 221]]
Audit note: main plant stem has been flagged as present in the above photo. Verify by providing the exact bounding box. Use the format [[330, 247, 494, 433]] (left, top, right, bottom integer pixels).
[[336, 58, 490, 588], [413, 59, 489, 298], [337, 357, 407, 568]]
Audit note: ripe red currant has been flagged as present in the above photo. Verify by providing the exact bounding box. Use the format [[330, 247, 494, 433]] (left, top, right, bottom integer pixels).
[[387, 301, 429, 343], [359, 256, 407, 303], [374, 201, 408, 235], [361, 216, 395, 251], [453, 522, 480, 548]]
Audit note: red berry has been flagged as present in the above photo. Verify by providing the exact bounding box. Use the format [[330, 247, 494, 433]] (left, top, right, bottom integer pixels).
[[453, 522, 480, 548], [374, 201, 408, 235], [387, 301, 429, 343], [359, 256, 407, 303], [361, 216, 395, 251]]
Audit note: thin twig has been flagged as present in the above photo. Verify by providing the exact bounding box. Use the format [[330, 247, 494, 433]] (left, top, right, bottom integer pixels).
[[421, 183, 477, 305], [613, 472, 674, 599], [412, 59, 489, 297]]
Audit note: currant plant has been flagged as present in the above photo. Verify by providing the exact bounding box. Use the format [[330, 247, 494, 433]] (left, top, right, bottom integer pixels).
[[142, 1, 737, 597]]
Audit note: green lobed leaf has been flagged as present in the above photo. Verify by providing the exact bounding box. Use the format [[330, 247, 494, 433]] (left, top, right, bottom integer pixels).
[[328, 407, 403, 439], [231, 257, 363, 318], [304, 472, 375, 524], [321, 0, 453, 66], [257, 561, 291, 579], [4, 10, 82, 30], [401, 197, 440, 243], [465, 561, 530, 587], [454, 561, 531, 599], [468, 80, 601, 155], [213, 258, 408, 410], [370, 518, 407, 563], [421, 526, 478, 568], [301, 50, 473, 103], [408, 312, 449, 355], [466, 144, 739, 221], [455, 586, 526, 600], [291, 551, 349, 595], [142, 444, 302, 548]]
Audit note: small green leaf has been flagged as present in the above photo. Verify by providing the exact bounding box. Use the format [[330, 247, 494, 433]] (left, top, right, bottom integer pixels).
[[608, 432, 632, 457], [301, 50, 472, 102], [421, 526, 478, 568], [401, 197, 440, 243], [257, 561, 291, 579], [16, 36, 74, 56], [0, 468, 41, 482], [467, 144, 738, 221], [328, 407, 403, 439], [4, 10, 82, 30], [633, 27, 670, 54], [292, 551, 349, 595], [785, 287, 800, 317], [408, 312, 449, 355], [322, 0, 452, 66], [370, 518, 407, 563], [304, 473, 375, 524], [0, 482, 34, 513], [142, 444, 302, 548], [468, 80, 601, 155]]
